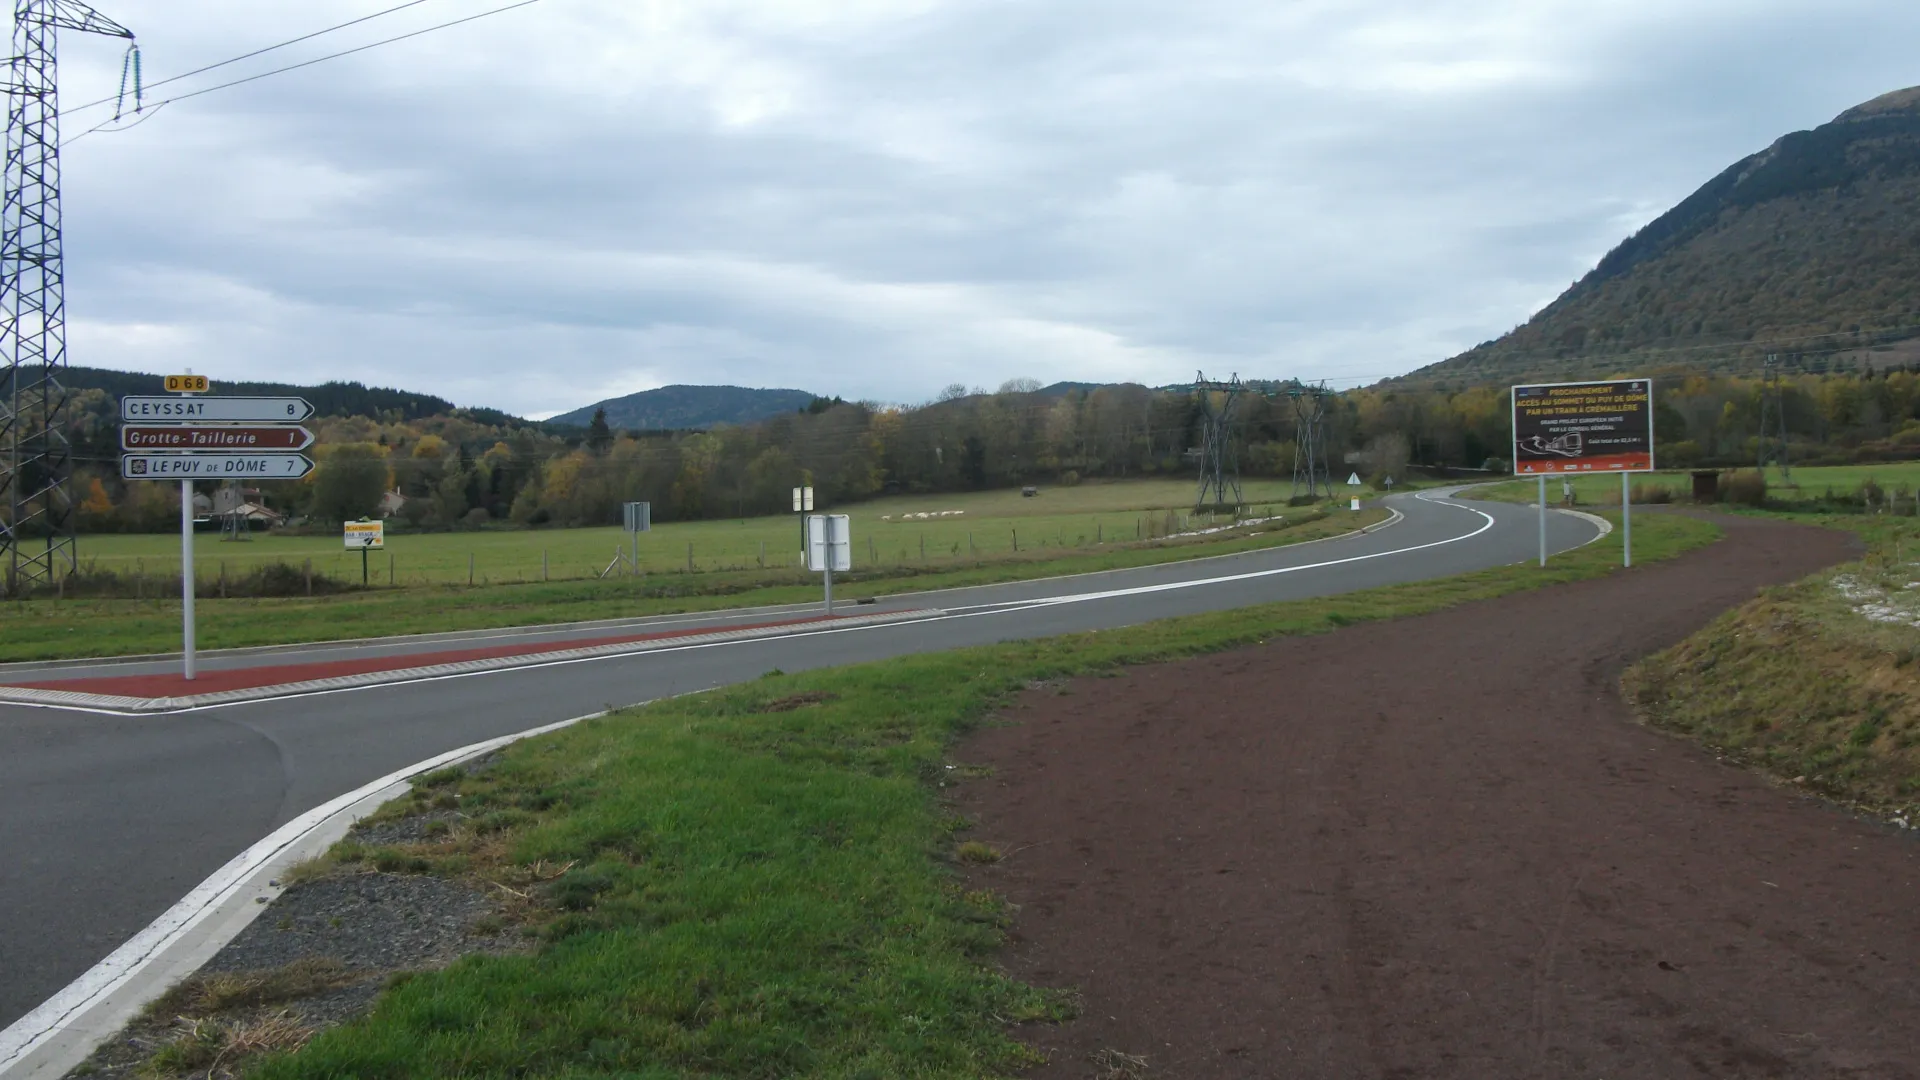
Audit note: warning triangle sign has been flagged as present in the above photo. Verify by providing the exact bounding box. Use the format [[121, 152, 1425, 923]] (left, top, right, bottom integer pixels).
[[1346, 472, 1362, 486]]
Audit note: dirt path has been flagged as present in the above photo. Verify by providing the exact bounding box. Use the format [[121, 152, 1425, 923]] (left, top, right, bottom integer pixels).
[[954, 516, 1920, 1079]]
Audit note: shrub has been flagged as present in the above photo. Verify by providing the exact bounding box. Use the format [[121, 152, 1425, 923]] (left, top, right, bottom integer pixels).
[[1631, 482, 1674, 505], [1720, 469, 1768, 507]]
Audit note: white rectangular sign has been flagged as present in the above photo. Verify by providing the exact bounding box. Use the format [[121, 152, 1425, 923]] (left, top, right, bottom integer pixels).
[[344, 521, 385, 549], [792, 485, 815, 512], [805, 514, 851, 572], [121, 396, 315, 423], [121, 452, 315, 480]]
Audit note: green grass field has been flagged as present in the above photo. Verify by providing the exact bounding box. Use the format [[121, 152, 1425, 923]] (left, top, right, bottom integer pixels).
[[3, 506, 1387, 662], [71, 478, 1314, 586], [1470, 462, 1920, 506], [110, 510, 1720, 1080]]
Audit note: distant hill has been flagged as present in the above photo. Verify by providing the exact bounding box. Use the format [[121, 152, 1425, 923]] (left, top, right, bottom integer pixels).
[[57, 366, 528, 426], [1400, 86, 1920, 388], [549, 385, 818, 431]]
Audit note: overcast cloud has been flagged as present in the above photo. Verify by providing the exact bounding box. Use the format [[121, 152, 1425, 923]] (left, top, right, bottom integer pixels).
[[45, 0, 1920, 416]]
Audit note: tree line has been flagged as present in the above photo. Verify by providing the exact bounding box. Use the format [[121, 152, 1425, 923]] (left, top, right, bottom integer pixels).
[[47, 362, 1920, 534]]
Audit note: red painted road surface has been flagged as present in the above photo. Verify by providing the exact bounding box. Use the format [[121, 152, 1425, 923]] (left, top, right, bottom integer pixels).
[[8, 615, 834, 698]]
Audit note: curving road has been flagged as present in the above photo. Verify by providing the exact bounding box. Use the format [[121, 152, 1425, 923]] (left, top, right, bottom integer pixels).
[[0, 489, 1599, 1029]]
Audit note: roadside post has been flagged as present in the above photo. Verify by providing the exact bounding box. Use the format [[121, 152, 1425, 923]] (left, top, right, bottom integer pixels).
[[120, 381, 316, 679], [1346, 471, 1363, 511], [793, 484, 814, 560], [344, 520, 384, 585], [1510, 379, 1655, 569], [622, 501, 650, 577], [805, 513, 850, 615]]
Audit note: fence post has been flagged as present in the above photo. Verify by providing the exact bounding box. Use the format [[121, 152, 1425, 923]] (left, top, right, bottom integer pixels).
[[389, 550, 394, 585], [687, 541, 694, 574], [1096, 523, 1102, 544], [869, 536, 876, 563], [759, 540, 765, 569], [469, 553, 475, 586], [1012, 528, 1018, 552], [219, 560, 226, 599], [542, 549, 548, 582], [920, 534, 926, 564], [304, 558, 312, 597]]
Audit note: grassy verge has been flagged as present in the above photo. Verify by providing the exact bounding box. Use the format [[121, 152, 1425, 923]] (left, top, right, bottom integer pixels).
[[1624, 515, 1920, 823], [112, 512, 1721, 1080], [0, 509, 1386, 663]]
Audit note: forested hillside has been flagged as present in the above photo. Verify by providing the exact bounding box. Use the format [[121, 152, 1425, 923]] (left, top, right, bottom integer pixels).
[[1403, 86, 1920, 388], [548, 384, 817, 431]]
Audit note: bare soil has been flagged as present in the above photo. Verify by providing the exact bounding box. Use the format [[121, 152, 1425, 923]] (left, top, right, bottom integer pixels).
[[954, 516, 1920, 1079]]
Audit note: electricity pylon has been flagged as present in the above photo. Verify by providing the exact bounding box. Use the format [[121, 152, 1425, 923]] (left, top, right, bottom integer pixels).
[[1756, 353, 1791, 483], [1192, 371, 1244, 510], [1288, 381, 1331, 499], [2, 0, 135, 590]]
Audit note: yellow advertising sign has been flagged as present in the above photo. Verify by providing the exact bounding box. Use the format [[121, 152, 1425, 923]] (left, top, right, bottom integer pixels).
[[343, 520, 385, 550], [164, 374, 211, 393]]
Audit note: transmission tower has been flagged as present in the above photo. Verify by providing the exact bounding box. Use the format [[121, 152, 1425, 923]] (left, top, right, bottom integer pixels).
[[2, 0, 134, 590], [1288, 381, 1331, 499], [1191, 371, 1244, 510], [1756, 353, 1791, 483]]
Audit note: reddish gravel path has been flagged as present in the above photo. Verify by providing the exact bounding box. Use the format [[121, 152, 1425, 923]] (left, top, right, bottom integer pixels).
[[7, 614, 832, 697], [954, 516, 1919, 1079]]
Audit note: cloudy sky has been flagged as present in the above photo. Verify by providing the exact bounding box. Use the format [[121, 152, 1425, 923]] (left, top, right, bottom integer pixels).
[[50, 0, 1920, 417]]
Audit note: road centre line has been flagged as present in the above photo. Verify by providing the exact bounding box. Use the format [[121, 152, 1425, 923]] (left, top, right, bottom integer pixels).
[[14, 494, 1495, 718]]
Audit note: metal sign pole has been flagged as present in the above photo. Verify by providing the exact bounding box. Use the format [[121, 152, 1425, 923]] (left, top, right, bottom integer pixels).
[[179, 378, 197, 681], [1622, 472, 1633, 568], [1538, 476, 1547, 568], [822, 515, 834, 616], [181, 477, 196, 680]]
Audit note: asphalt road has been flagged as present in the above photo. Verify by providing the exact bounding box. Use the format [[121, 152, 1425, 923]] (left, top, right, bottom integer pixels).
[[0, 489, 1597, 1029]]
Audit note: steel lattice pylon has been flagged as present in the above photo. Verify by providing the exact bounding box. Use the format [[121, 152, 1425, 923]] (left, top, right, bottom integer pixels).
[[2, 0, 133, 591], [1192, 371, 1244, 510], [1756, 353, 1792, 483], [1288, 380, 1331, 499]]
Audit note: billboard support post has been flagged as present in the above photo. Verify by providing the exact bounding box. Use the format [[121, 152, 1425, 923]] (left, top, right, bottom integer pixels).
[[1622, 473, 1633, 568], [1538, 477, 1547, 567]]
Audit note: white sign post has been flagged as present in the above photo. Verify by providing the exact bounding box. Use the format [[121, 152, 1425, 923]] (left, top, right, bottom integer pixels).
[[179, 385, 197, 682], [805, 513, 851, 614], [793, 485, 814, 561], [1346, 472, 1363, 511], [119, 383, 318, 679], [622, 501, 650, 577]]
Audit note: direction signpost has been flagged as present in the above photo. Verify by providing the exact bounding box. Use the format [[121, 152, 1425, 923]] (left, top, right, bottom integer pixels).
[[118, 377, 316, 680], [121, 453, 315, 480], [122, 425, 314, 451], [1510, 379, 1654, 568]]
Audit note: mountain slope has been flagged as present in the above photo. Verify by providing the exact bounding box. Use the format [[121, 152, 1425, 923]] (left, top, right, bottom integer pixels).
[[550, 385, 817, 431], [1403, 86, 1920, 387]]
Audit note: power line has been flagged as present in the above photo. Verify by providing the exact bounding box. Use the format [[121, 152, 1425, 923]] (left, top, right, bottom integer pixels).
[[64, 0, 546, 146], [60, 0, 436, 119]]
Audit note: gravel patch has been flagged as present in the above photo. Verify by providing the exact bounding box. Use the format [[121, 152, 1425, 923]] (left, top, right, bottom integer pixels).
[[346, 810, 465, 847], [206, 873, 508, 975], [68, 868, 522, 1079]]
